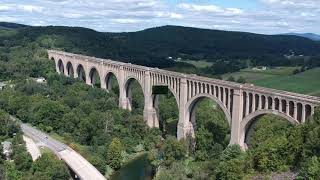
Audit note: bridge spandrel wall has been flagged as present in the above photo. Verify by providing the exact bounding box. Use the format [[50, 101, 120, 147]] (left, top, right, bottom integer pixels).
[[48, 50, 320, 150]]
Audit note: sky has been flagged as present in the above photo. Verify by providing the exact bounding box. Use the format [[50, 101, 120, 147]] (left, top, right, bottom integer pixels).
[[0, 0, 320, 34]]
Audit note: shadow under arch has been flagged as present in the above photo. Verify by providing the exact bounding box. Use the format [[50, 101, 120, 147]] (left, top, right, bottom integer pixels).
[[124, 77, 145, 113], [240, 109, 299, 148], [58, 59, 64, 74], [152, 85, 179, 137], [76, 64, 86, 81], [89, 67, 101, 88], [183, 93, 232, 140], [104, 71, 119, 92], [66, 62, 74, 77]]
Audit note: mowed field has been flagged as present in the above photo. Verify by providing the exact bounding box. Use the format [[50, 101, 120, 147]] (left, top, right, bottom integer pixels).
[[223, 67, 320, 96], [183, 60, 214, 68]]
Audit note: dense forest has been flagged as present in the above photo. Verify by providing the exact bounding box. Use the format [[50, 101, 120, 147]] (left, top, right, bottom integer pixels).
[[0, 22, 320, 179]]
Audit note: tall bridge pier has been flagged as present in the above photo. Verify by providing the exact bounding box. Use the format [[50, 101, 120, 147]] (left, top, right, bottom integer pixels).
[[48, 50, 320, 149]]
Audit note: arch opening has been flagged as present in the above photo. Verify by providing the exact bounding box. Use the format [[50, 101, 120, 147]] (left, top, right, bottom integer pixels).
[[187, 96, 231, 159], [152, 88, 179, 137], [89, 68, 101, 88], [241, 109, 298, 149], [105, 72, 119, 96], [66, 62, 74, 77], [125, 78, 144, 114], [244, 114, 293, 148], [305, 104, 312, 121], [76, 64, 86, 82], [281, 99, 287, 113], [58, 59, 64, 74]]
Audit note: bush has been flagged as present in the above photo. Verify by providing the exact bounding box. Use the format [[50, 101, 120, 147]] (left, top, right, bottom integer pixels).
[[298, 156, 320, 179]]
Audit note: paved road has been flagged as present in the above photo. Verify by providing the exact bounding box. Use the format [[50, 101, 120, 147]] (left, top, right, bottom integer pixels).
[[19, 123, 106, 180]]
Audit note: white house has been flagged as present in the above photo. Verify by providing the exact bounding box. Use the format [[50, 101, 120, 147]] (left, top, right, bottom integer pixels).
[[36, 77, 46, 83]]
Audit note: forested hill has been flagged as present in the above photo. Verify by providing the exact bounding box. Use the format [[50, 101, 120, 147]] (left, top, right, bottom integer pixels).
[[0, 22, 29, 29], [1, 22, 320, 68]]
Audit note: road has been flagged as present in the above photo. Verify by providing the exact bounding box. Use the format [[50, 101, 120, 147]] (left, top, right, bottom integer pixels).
[[19, 123, 106, 180]]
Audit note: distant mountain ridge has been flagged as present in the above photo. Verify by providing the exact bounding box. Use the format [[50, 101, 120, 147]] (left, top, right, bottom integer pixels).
[[283, 33, 320, 41], [0, 22, 29, 29], [1, 22, 320, 68]]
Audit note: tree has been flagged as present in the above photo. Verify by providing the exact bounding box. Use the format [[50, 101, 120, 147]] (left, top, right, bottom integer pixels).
[[292, 68, 300, 75], [214, 145, 246, 180], [32, 153, 70, 180], [237, 76, 246, 83], [161, 136, 186, 166], [106, 138, 123, 170], [12, 147, 32, 172], [227, 76, 236, 82], [214, 157, 245, 180], [298, 156, 320, 179]]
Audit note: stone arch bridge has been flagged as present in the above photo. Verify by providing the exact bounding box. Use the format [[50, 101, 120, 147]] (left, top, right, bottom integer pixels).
[[48, 50, 320, 149]]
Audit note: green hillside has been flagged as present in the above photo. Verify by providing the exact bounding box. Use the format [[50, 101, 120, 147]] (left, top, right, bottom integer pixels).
[[252, 68, 320, 96], [223, 67, 320, 96]]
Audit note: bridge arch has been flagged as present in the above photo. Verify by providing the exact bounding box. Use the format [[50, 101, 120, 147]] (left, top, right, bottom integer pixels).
[[240, 109, 299, 148], [58, 59, 64, 74], [104, 71, 119, 91], [152, 84, 179, 136], [184, 93, 232, 137], [76, 64, 86, 81], [66, 62, 74, 77], [88, 66, 101, 87], [124, 77, 145, 112]]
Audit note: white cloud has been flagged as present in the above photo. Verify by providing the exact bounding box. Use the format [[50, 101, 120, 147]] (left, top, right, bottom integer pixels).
[[0, 16, 18, 22], [0, 0, 320, 34], [261, 0, 320, 9], [111, 18, 141, 24], [18, 5, 44, 13], [156, 12, 183, 19], [0, 5, 10, 11], [178, 3, 243, 16]]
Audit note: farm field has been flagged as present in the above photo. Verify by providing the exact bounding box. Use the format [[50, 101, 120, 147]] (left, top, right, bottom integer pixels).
[[183, 60, 214, 68], [223, 67, 320, 96], [252, 68, 320, 96], [222, 67, 297, 82]]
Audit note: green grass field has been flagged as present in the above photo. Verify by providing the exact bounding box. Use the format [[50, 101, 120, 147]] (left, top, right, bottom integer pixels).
[[222, 67, 297, 82], [252, 68, 320, 96], [183, 60, 214, 68], [0, 29, 17, 37], [223, 67, 320, 96]]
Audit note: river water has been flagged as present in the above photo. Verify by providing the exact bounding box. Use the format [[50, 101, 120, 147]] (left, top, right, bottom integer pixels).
[[110, 153, 154, 180]]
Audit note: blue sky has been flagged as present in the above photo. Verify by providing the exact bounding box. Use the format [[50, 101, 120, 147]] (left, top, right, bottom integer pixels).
[[0, 0, 320, 34]]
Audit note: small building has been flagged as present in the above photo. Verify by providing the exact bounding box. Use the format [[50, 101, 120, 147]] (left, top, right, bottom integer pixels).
[[1, 141, 12, 160], [0, 82, 6, 90], [36, 77, 46, 83], [252, 66, 267, 71]]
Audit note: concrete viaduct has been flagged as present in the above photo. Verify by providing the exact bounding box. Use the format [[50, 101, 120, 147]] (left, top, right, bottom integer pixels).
[[48, 50, 320, 149]]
